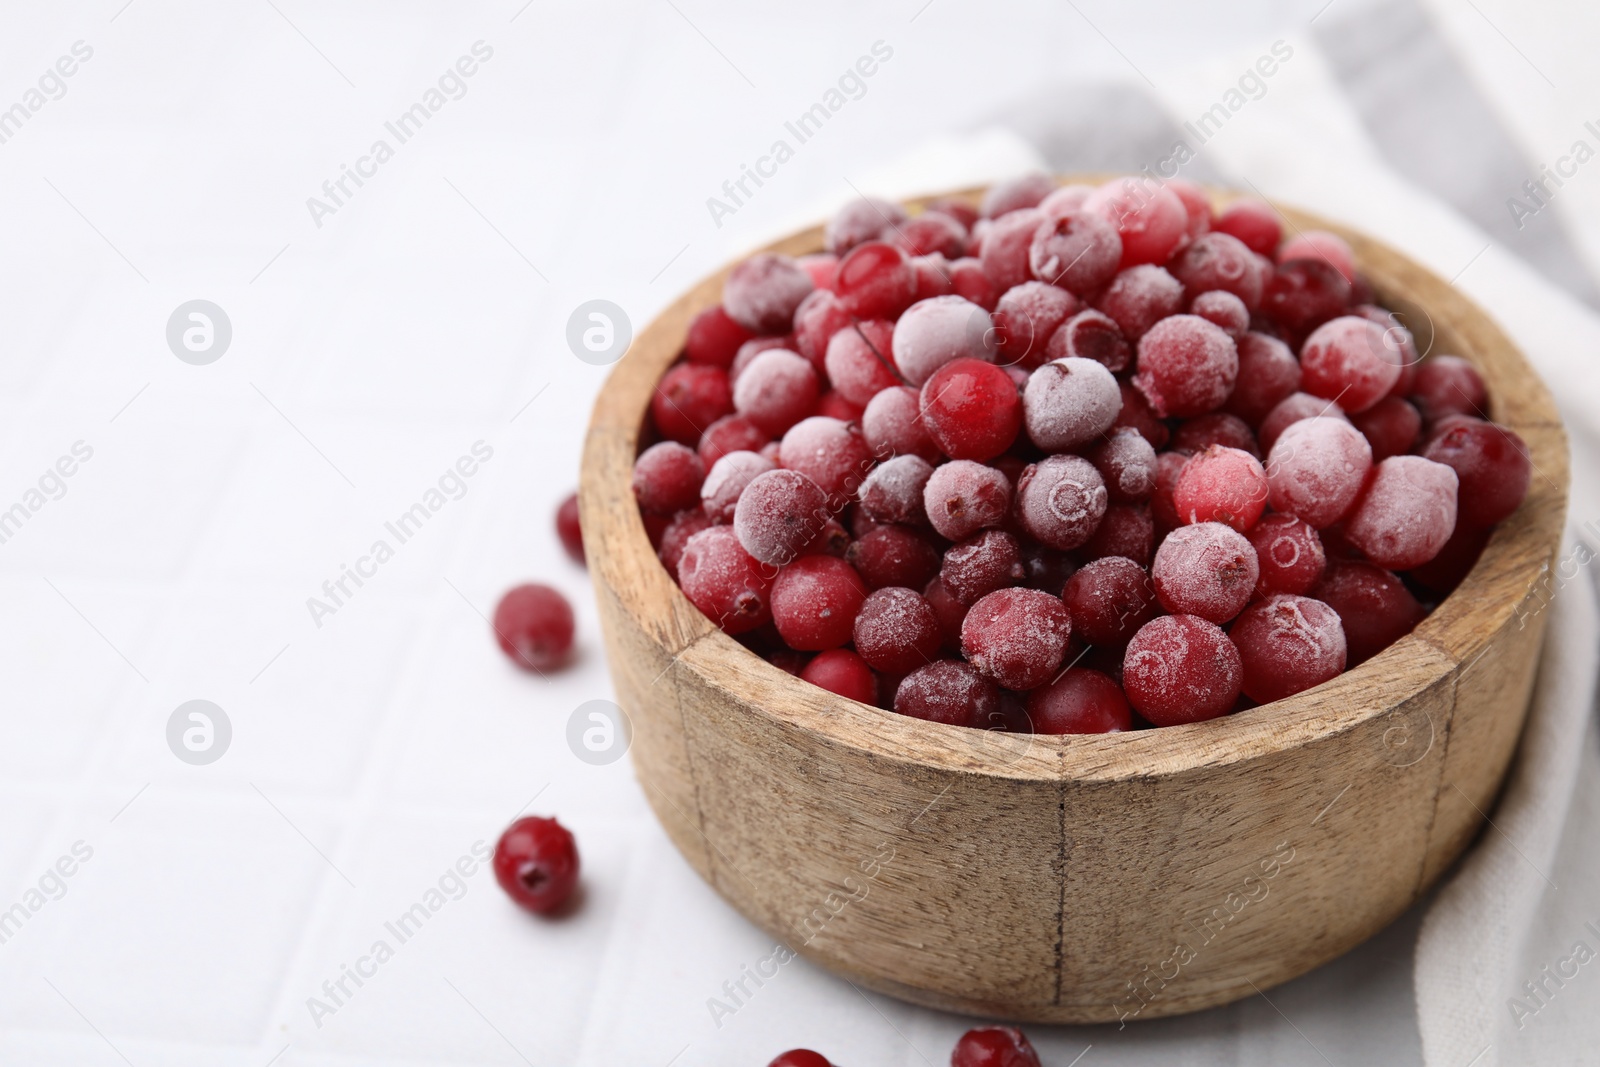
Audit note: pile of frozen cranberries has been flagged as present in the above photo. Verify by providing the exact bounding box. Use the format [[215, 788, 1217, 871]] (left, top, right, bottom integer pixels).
[[633, 174, 1532, 732]]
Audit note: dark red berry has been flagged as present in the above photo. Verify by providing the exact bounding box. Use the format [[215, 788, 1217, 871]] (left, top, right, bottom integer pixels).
[[493, 816, 579, 915], [800, 648, 876, 703], [685, 304, 754, 368], [768, 1050, 832, 1067], [950, 1025, 1042, 1067], [555, 492, 584, 564], [492, 583, 575, 672], [1027, 668, 1132, 734]]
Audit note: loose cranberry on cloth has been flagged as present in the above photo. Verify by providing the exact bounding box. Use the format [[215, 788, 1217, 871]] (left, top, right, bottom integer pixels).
[[492, 584, 575, 672], [493, 816, 579, 915]]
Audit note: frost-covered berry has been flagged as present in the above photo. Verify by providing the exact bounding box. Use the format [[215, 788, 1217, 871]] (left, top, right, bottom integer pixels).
[[1133, 315, 1238, 418], [835, 241, 917, 320], [824, 320, 900, 405], [1278, 229, 1357, 284], [1043, 308, 1130, 372], [651, 363, 734, 444], [1084, 178, 1188, 267], [862, 385, 941, 463], [826, 197, 904, 254], [960, 587, 1074, 690], [1171, 412, 1260, 459], [1095, 265, 1184, 340], [854, 586, 942, 672], [698, 414, 770, 468], [1172, 445, 1268, 531], [1349, 396, 1422, 460], [893, 659, 1000, 727], [981, 208, 1046, 292], [1088, 427, 1157, 504], [701, 450, 775, 524], [1026, 668, 1132, 734], [892, 295, 996, 387], [678, 525, 773, 634], [1311, 560, 1425, 665], [1014, 454, 1109, 551], [1246, 513, 1326, 597], [921, 358, 1022, 460], [923, 459, 1012, 542], [779, 416, 875, 501], [1214, 199, 1281, 256], [1170, 231, 1263, 309], [1259, 392, 1348, 453], [940, 529, 1024, 605], [1230, 595, 1348, 703], [1411, 355, 1488, 423], [857, 454, 934, 526], [981, 172, 1056, 218], [724, 253, 813, 334], [1344, 455, 1458, 569], [1022, 356, 1121, 452], [1151, 521, 1259, 623], [733, 349, 819, 436], [993, 281, 1081, 367], [1299, 315, 1405, 413], [1082, 504, 1155, 566], [846, 524, 941, 590], [1122, 614, 1243, 726], [633, 441, 705, 514], [1062, 555, 1159, 647], [1265, 416, 1373, 529], [1225, 332, 1301, 426], [770, 555, 868, 650], [686, 304, 754, 368], [733, 468, 830, 566], [1027, 210, 1123, 294], [1189, 289, 1250, 339], [1421, 418, 1530, 528]]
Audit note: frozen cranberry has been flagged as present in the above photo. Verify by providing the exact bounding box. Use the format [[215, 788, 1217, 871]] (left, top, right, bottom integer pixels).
[[862, 385, 940, 463], [1022, 356, 1121, 452], [769, 1050, 832, 1067], [678, 526, 773, 634], [1028, 668, 1131, 734], [1134, 314, 1238, 418], [799, 517, 851, 559], [855, 586, 942, 672], [1265, 416, 1372, 528], [1247, 513, 1326, 597], [1422, 419, 1530, 529], [658, 509, 715, 579], [651, 363, 733, 444], [1087, 427, 1156, 504], [907, 253, 954, 302], [929, 197, 980, 230], [633, 441, 705, 514], [732, 349, 819, 437], [1259, 392, 1349, 453], [1348, 304, 1420, 395], [982, 173, 1056, 218], [733, 469, 831, 566], [492, 583, 575, 672], [924, 459, 1011, 541], [1190, 289, 1250, 338], [792, 289, 853, 370], [1021, 543, 1078, 596], [1152, 521, 1259, 623], [950, 1026, 1042, 1067], [1300, 315, 1404, 413], [555, 492, 584, 564], [494, 816, 578, 915], [1410, 523, 1490, 596], [1214, 199, 1281, 256], [980, 208, 1047, 292], [1167, 178, 1213, 240], [893, 210, 967, 259], [960, 587, 1073, 690], [1123, 614, 1242, 725], [1171, 231, 1265, 309], [848, 524, 941, 590], [1085, 178, 1188, 267], [1348, 396, 1421, 461], [1095, 265, 1184, 340], [698, 414, 770, 468], [724, 253, 813, 335], [948, 256, 1000, 309], [1344, 455, 1459, 570], [771, 555, 867, 650], [993, 281, 1080, 367], [701, 450, 776, 524], [1063, 555, 1159, 646], [923, 576, 968, 652], [825, 320, 900, 405], [686, 305, 754, 368], [941, 529, 1024, 605], [1044, 308, 1130, 372], [857, 454, 933, 526], [1082, 503, 1155, 565], [826, 197, 904, 254], [1173, 445, 1268, 531], [835, 241, 917, 320], [1171, 412, 1260, 458], [1411, 355, 1488, 422], [1027, 210, 1123, 294], [1311, 559, 1425, 664], [800, 648, 876, 703], [1232, 594, 1348, 702], [780, 417, 875, 502], [921, 358, 1022, 461], [892, 295, 996, 387], [1279, 230, 1356, 284], [1015, 454, 1109, 551], [894, 659, 1000, 727], [1113, 379, 1170, 449], [1225, 332, 1301, 426], [1261, 258, 1351, 335], [730, 336, 793, 385]]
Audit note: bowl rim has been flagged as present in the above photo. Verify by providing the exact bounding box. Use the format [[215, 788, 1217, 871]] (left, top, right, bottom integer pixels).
[[581, 177, 1568, 784]]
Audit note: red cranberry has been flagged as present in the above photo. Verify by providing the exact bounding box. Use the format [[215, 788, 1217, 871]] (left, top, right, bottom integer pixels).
[[1311, 559, 1425, 664], [685, 304, 754, 368], [892, 294, 995, 387], [1411, 355, 1488, 422], [1258, 392, 1349, 454], [950, 1025, 1042, 1067], [1014, 454, 1109, 551], [981, 208, 1047, 292], [1344, 455, 1459, 569], [492, 583, 576, 672], [1027, 210, 1122, 294], [1173, 445, 1269, 532], [1063, 555, 1158, 646], [1112, 379, 1171, 450], [981, 172, 1056, 218], [1300, 315, 1405, 414], [1084, 178, 1188, 267], [768, 1050, 833, 1067], [854, 586, 942, 672], [658, 509, 715, 580], [948, 256, 999, 309], [733, 349, 819, 436], [779, 416, 875, 502], [1190, 289, 1251, 338], [1264, 416, 1373, 528], [826, 197, 905, 254], [1279, 229, 1357, 284], [1123, 614, 1243, 726], [698, 414, 770, 468], [1224, 332, 1301, 426], [923, 460, 1012, 542], [835, 241, 917, 320], [1170, 231, 1264, 309], [847, 524, 941, 590], [701, 450, 776, 524], [1151, 521, 1260, 623], [921, 358, 1022, 461], [651, 363, 733, 444], [1095, 264, 1184, 340], [1027, 668, 1132, 734], [1088, 427, 1157, 504], [1082, 503, 1155, 566], [863, 384, 941, 463], [734, 469, 831, 566], [1246, 513, 1326, 597], [824, 319, 899, 405], [1421, 419, 1530, 528], [1044, 308, 1130, 373], [960, 586, 1074, 690], [1261, 258, 1351, 336], [1349, 396, 1422, 460], [1232, 594, 1347, 703], [493, 816, 579, 915], [792, 289, 854, 370], [724, 253, 813, 335], [555, 492, 584, 564], [893, 659, 1000, 727], [800, 648, 876, 703], [940, 529, 1024, 605], [895, 209, 968, 257], [1214, 199, 1281, 256], [633, 441, 705, 514], [1021, 356, 1120, 452], [993, 281, 1080, 367], [1171, 412, 1260, 459], [771, 556, 868, 650], [1133, 314, 1238, 418], [678, 526, 774, 634]]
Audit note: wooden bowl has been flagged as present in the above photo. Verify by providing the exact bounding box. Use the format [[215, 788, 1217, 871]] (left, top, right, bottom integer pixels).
[[579, 181, 1568, 1023]]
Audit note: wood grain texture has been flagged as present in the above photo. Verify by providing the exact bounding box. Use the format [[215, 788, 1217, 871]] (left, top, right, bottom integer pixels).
[[578, 180, 1569, 1022]]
